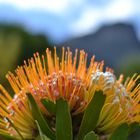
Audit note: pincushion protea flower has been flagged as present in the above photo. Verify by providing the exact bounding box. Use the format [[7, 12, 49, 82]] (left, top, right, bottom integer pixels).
[[91, 72, 140, 133], [0, 85, 37, 139], [0, 47, 140, 140], [6, 48, 99, 114]]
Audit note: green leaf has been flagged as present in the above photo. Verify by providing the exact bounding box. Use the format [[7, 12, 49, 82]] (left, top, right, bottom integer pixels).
[[84, 131, 99, 140], [128, 122, 139, 135], [36, 121, 51, 140], [56, 99, 73, 140], [27, 93, 55, 140], [77, 90, 106, 140], [36, 135, 50, 140], [127, 127, 140, 140], [41, 99, 56, 114], [0, 133, 17, 140], [108, 123, 129, 140]]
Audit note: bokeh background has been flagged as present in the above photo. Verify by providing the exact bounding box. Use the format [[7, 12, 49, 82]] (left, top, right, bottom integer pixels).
[[0, 0, 140, 139]]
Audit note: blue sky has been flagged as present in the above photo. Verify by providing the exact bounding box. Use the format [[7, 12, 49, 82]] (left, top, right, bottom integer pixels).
[[0, 0, 140, 43]]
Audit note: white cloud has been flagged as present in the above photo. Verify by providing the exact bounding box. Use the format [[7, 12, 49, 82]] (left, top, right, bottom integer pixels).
[[70, 0, 136, 37], [0, 0, 139, 41], [0, 0, 70, 13], [105, 0, 134, 21], [70, 8, 101, 36]]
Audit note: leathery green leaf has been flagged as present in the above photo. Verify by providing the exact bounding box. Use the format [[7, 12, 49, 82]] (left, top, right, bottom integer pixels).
[[56, 98, 73, 140], [108, 123, 129, 140], [128, 122, 139, 135], [35, 121, 50, 140], [41, 99, 56, 114], [77, 90, 106, 140], [84, 131, 99, 140], [0, 133, 18, 140], [27, 93, 55, 140]]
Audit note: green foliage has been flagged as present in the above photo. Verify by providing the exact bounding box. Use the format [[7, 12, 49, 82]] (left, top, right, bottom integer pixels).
[[56, 99, 73, 140], [36, 121, 51, 140], [108, 123, 129, 140], [119, 55, 140, 78], [26, 92, 139, 140], [27, 94, 55, 140], [41, 99, 56, 114], [0, 24, 54, 87], [77, 91, 106, 140], [0, 32, 21, 84], [128, 122, 139, 135], [0, 91, 139, 140], [0, 133, 18, 140], [104, 121, 140, 140], [128, 127, 140, 140], [84, 131, 99, 140]]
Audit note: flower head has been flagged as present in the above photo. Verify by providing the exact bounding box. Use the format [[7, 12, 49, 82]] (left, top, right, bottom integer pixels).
[[91, 71, 140, 134], [0, 85, 36, 139], [0, 47, 100, 139], [0, 47, 140, 139], [5, 47, 103, 115]]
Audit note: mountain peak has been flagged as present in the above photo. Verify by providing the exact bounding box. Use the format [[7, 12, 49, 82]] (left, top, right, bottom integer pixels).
[[62, 23, 140, 72]]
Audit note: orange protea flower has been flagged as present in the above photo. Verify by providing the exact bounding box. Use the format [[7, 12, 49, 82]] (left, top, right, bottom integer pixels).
[[5, 48, 103, 115], [90, 71, 140, 134], [0, 48, 101, 139], [0, 85, 36, 139], [0, 47, 140, 139]]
